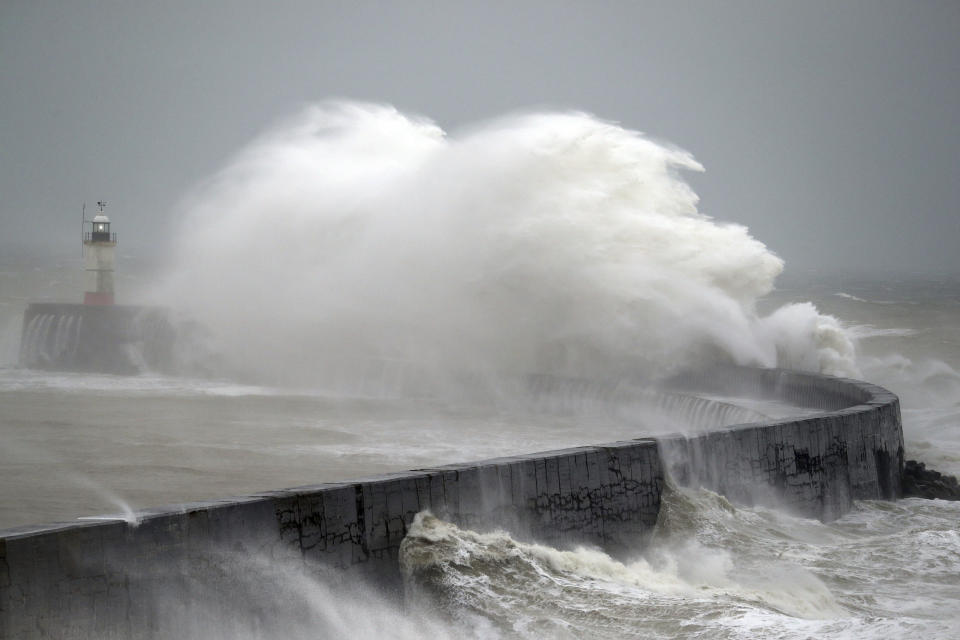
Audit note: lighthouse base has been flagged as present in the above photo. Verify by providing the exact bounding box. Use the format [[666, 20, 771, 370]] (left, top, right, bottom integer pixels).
[[18, 303, 175, 375]]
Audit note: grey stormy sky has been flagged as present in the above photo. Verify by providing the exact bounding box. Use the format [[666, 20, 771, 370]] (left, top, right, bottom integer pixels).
[[1, 0, 958, 274]]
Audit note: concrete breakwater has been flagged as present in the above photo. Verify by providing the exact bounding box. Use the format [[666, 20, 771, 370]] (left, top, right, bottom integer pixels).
[[0, 367, 903, 639], [18, 303, 176, 375]]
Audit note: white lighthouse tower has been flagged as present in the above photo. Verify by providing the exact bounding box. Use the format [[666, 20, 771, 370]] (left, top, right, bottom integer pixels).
[[83, 201, 117, 305]]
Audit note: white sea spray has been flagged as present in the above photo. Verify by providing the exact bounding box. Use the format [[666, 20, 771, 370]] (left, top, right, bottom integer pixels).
[[153, 102, 859, 388]]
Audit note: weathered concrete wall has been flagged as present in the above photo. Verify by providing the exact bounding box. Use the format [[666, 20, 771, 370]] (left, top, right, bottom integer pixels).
[[0, 367, 903, 639], [661, 368, 903, 520]]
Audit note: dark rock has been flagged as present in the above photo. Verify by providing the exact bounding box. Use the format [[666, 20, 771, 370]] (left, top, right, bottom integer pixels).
[[902, 459, 960, 500]]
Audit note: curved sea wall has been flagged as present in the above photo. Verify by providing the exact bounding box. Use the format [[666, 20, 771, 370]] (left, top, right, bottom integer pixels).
[[0, 367, 903, 639]]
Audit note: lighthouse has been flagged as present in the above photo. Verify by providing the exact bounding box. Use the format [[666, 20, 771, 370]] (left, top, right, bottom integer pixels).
[[18, 200, 177, 374], [83, 201, 117, 305]]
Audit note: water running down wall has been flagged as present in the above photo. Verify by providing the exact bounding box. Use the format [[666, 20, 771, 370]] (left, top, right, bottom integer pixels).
[[18, 303, 176, 375], [0, 367, 903, 639]]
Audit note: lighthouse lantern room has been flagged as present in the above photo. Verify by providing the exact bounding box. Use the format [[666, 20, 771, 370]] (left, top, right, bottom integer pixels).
[[83, 201, 117, 305]]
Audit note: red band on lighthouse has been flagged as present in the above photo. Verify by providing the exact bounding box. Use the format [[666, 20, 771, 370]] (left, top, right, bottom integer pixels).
[[84, 292, 115, 306]]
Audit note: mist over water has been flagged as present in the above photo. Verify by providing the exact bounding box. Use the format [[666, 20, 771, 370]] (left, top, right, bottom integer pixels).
[[154, 101, 857, 390]]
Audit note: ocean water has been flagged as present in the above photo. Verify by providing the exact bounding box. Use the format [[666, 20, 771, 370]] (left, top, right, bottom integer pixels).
[[2, 104, 959, 637], [0, 366, 770, 529]]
